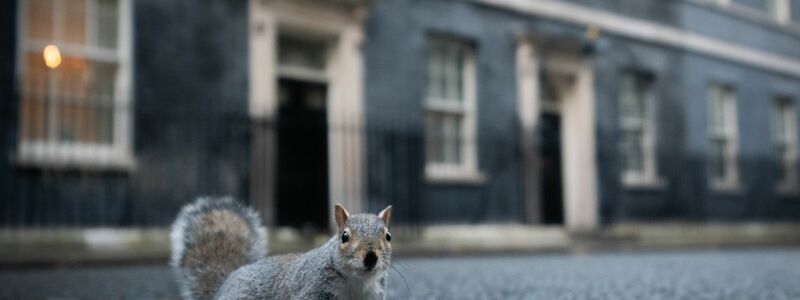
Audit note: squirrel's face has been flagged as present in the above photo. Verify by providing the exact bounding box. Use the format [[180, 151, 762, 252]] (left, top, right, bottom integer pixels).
[[334, 204, 392, 275]]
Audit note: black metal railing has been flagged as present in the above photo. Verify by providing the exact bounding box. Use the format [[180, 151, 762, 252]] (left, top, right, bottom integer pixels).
[[1, 104, 524, 230]]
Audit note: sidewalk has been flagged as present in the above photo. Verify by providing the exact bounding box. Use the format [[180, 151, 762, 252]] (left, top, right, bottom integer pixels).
[[2, 223, 800, 266]]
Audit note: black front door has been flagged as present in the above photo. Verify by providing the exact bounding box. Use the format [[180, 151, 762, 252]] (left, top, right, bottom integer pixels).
[[539, 112, 564, 224], [276, 78, 329, 230]]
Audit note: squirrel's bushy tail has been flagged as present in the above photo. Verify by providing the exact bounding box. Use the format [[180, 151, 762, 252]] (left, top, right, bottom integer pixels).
[[170, 197, 267, 300]]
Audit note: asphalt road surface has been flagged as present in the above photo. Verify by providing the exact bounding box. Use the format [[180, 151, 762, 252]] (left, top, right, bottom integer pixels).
[[2, 248, 799, 299]]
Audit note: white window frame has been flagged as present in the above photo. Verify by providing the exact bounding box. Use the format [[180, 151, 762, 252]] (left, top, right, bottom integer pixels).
[[772, 97, 799, 194], [16, 0, 134, 170], [707, 84, 740, 191], [424, 37, 484, 183], [276, 33, 330, 84], [766, 0, 791, 24], [713, 0, 792, 24], [619, 72, 664, 188]]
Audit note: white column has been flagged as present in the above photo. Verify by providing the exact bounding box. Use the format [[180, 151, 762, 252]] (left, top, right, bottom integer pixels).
[[249, 1, 277, 119], [327, 22, 366, 220], [776, 0, 791, 24], [561, 60, 598, 232], [248, 0, 368, 227], [248, 0, 278, 224], [515, 37, 542, 224], [114, 0, 134, 164]]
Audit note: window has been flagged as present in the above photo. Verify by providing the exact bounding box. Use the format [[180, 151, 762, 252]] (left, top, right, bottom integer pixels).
[[765, 0, 791, 22], [619, 72, 661, 187], [771, 97, 798, 193], [424, 37, 482, 182], [276, 34, 328, 83], [18, 0, 132, 168], [725, 0, 791, 23], [707, 84, 739, 190]]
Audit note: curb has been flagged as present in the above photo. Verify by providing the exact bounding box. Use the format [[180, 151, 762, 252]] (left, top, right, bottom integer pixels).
[[2, 223, 800, 267]]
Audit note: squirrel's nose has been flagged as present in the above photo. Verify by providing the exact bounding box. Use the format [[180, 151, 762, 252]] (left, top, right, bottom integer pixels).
[[364, 251, 378, 270]]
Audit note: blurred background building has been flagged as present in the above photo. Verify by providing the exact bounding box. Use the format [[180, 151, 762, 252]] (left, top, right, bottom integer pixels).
[[1, 0, 800, 244]]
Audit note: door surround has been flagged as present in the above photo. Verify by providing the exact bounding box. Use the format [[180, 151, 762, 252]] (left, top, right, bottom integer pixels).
[[516, 34, 598, 231], [249, 0, 368, 228]]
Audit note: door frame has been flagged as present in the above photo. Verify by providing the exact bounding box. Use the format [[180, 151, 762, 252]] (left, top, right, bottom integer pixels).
[[516, 34, 598, 231], [249, 0, 368, 229]]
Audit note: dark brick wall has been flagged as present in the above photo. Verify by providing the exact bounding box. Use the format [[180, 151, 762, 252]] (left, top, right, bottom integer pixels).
[[3, 0, 800, 227], [593, 37, 690, 223], [131, 0, 250, 225], [363, 0, 529, 225], [676, 53, 800, 221], [364, 0, 800, 225], [793, 0, 800, 24], [591, 4, 800, 223]]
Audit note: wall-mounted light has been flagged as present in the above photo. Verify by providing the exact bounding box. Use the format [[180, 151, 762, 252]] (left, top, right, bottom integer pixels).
[[584, 25, 600, 42], [43, 45, 62, 69], [582, 25, 600, 56]]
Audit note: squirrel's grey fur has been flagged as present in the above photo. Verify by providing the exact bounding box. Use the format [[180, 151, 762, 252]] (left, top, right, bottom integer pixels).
[[170, 197, 267, 300], [171, 197, 393, 300]]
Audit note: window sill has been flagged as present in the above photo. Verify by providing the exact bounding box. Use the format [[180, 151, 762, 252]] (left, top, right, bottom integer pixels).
[[776, 182, 800, 196], [425, 167, 487, 185], [622, 175, 667, 190], [710, 180, 742, 194], [15, 142, 135, 172]]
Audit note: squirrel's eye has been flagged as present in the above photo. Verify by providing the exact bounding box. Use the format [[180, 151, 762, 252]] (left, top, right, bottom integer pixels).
[[385, 232, 392, 242], [341, 231, 350, 243]]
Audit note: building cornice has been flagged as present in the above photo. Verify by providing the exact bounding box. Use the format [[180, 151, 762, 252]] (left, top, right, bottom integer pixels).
[[476, 0, 800, 78], [683, 0, 800, 37]]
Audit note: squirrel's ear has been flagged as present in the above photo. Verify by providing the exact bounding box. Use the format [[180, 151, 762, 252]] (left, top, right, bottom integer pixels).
[[378, 205, 392, 226], [334, 203, 350, 232]]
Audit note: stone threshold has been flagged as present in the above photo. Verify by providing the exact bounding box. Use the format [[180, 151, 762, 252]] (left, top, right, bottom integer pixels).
[[2, 223, 800, 267]]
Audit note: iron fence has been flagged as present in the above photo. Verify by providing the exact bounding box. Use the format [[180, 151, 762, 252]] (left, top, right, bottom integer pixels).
[[1, 103, 525, 230]]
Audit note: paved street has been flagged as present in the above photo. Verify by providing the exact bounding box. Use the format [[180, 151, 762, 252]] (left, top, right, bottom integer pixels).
[[2, 248, 800, 299]]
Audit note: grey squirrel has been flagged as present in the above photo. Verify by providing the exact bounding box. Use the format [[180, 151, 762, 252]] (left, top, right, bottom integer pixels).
[[170, 197, 393, 300]]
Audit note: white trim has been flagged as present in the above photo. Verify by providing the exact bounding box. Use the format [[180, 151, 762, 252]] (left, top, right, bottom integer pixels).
[[476, 0, 800, 77], [15, 0, 134, 170], [17, 141, 134, 170], [707, 84, 740, 191], [276, 65, 328, 83], [22, 41, 119, 63], [424, 37, 483, 183], [515, 38, 542, 223], [619, 73, 665, 189], [117, 0, 134, 166], [424, 168, 487, 184], [772, 0, 792, 24], [515, 38, 599, 229], [248, 0, 368, 227], [773, 97, 799, 194], [698, 0, 795, 26], [327, 18, 367, 218], [559, 57, 599, 231], [425, 99, 467, 114]]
